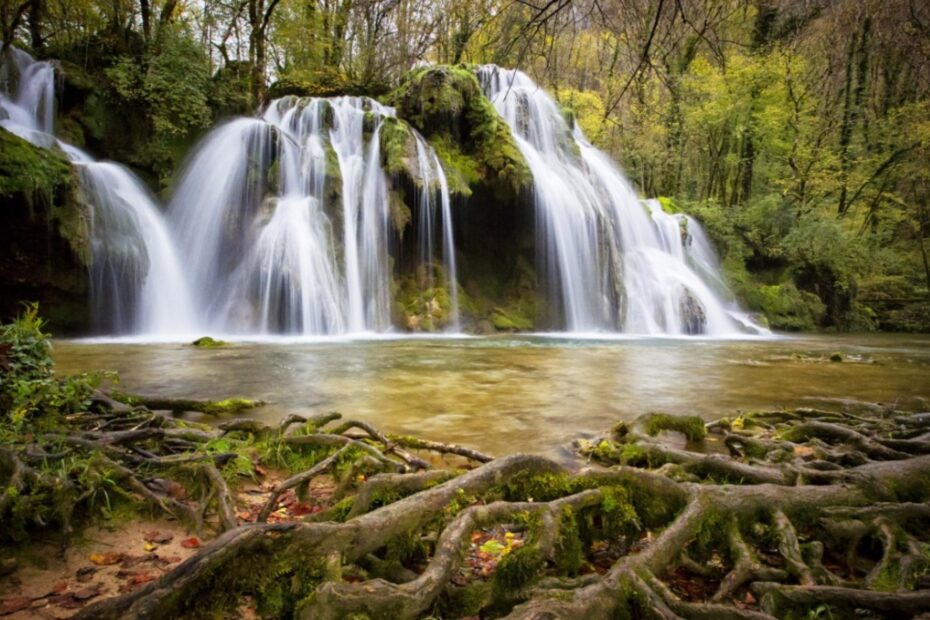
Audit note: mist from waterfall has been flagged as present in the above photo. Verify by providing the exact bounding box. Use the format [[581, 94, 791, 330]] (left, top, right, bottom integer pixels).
[[478, 66, 765, 336], [0, 47, 198, 335], [169, 95, 460, 335]]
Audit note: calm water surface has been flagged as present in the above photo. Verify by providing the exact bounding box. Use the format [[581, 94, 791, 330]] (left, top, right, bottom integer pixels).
[[53, 334, 930, 456]]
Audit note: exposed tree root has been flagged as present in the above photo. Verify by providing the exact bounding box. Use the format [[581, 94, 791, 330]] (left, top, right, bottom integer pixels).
[[5, 400, 930, 619]]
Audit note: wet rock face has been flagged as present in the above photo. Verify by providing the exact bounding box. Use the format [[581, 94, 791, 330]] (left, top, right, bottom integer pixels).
[[680, 291, 707, 335], [0, 129, 90, 333]]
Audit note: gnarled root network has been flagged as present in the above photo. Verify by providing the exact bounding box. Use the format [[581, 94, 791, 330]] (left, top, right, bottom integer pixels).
[[6, 398, 930, 619]]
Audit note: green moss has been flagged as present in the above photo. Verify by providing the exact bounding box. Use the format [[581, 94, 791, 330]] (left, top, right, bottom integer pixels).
[[498, 471, 572, 502], [0, 129, 72, 199], [388, 188, 411, 236], [638, 412, 707, 442], [390, 65, 531, 197], [379, 116, 416, 177], [741, 282, 824, 332], [490, 306, 533, 331], [191, 336, 228, 348], [439, 581, 492, 617], [554, 505, 584, 575], [395, 272, 457, 332], [598, 486, 640, 537], [657, 196, 680, 214], [493, 545, 544, 596]]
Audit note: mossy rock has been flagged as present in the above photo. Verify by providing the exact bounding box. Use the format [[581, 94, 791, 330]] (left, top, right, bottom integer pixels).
[[390, 65, 531, 198], [490, 307, 533, 331], [0, 128, 71, 198], [742, 282, 824, 332], [379, 116, 417, 178], [0, 129, 90, 331], [191, 336, 228, 348]]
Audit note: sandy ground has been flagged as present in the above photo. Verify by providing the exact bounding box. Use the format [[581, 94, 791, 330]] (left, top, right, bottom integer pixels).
[[0, 469, 327, 618]]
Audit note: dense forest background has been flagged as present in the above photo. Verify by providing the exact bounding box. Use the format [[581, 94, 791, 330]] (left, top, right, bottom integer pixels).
[[2, 0, 929, 332]]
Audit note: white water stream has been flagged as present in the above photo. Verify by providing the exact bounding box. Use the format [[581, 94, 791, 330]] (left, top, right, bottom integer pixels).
[[479, 66, 765, 335]]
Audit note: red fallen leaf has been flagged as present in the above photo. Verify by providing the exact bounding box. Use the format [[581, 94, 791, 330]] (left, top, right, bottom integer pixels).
[[130, 573, 156, 586], [0, 596, 32, 615], [144, 531, 173, 544], [289, 503, 318, 516], [180, 537, 201, 549], [89, 552, 123, 566], [160, 556, 181, 564], [51, 581, 70, 594], [236, 511, 252, 521]]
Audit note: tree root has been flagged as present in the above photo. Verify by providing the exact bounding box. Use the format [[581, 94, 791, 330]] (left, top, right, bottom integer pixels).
[[6, 399, 930, 620]]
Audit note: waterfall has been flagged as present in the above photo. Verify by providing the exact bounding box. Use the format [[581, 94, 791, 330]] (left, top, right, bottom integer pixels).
[[3, 45, 763, 338], [169, 95, 460, 335], [478, 66, 765, 336], [414, 136, 460, 331], [0, 47, 198, 335]]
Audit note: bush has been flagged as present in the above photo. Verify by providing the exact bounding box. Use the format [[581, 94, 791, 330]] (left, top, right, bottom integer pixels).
[[1, 304, 100, 429]]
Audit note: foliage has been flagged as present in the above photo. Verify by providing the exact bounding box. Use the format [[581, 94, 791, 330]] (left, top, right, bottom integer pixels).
[[0, 304, 100, 428], [103, 26, 212, 185]]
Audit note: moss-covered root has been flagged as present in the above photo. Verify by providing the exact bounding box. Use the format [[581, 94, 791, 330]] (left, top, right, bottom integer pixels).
[[68, 409, 930, 620], [638, 412, 707, 442], [111, 392, 265, 415]]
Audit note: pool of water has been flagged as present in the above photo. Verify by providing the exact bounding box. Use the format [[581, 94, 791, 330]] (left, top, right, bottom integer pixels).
[[53, 333, 930, 457]]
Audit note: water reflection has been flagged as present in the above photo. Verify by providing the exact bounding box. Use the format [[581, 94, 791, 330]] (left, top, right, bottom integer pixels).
[[53, 334, 930, 456]]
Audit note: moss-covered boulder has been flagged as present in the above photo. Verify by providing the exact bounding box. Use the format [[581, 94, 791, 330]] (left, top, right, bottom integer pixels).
[[389, 65, 531, 199], [0, 129, 90, 332], [379, 116, 418, 179]]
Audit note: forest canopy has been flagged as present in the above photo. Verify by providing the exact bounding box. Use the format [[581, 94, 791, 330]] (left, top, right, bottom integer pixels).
[[1, 0, 929, 332]]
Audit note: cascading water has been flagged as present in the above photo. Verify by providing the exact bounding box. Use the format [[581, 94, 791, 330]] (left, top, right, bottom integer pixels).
[[478, 66, 765, 335], [414, 137, 460, 331], [0, 47, 197, 335], [169, 95, 460, 335], [3, 45, 761, 338]]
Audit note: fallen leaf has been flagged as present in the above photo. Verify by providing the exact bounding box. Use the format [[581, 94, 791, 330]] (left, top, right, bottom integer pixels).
[[76, 566, 98, 583], [290, 503, 318, 516], [143, 531, 174, 544], [144, 542, 158, 552], [180, 537, 201, 549], [89, 552, 123, 566], [132, 573, 156, 586], [478, 540, 506, 556]]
